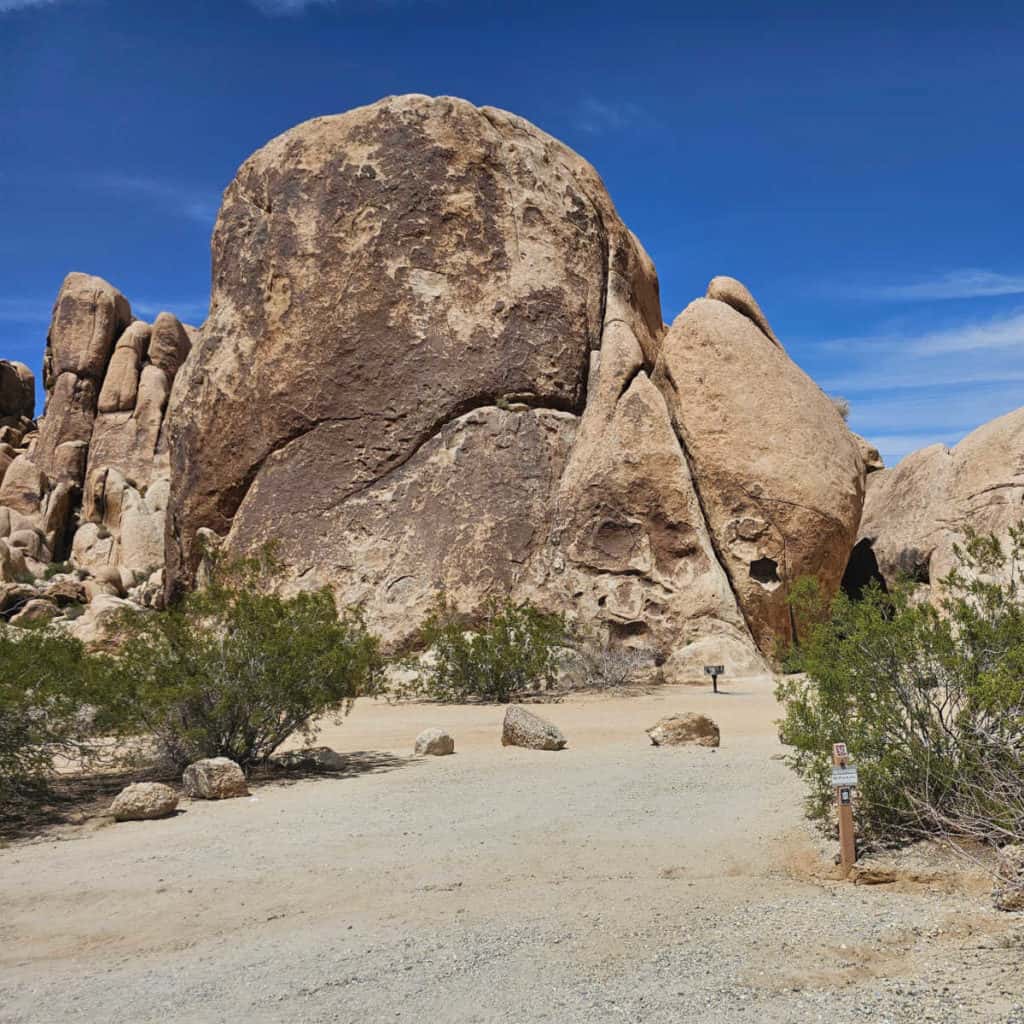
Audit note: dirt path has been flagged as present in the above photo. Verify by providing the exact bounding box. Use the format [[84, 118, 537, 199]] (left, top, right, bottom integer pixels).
[[1, 678, 1021, 1023]]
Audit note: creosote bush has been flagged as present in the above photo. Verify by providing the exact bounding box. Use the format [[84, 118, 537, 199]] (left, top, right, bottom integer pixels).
[[100, 549, 383, 772], [0, 626, 112, 808], [776, 524, 1024, 847], [401, 598, 568, 703]]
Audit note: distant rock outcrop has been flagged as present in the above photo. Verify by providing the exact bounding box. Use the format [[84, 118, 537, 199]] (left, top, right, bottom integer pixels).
[[856, 407, 1024, 597]]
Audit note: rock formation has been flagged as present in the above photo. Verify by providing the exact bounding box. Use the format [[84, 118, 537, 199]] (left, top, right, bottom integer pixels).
[[3, 94, 872, 672], [855, 406, 1024, 597], [0, 272, 193, 629]]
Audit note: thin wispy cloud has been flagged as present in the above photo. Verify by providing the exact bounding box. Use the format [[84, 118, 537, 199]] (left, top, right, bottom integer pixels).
[[844, 269, 1024, 302], [92, 174, 220, 226], [0, 0, 60, 12], [808, 304, 1024, 466], [247, 0, 331, 12], [246, 0, 416, 13], [577, 97, 652, 135]]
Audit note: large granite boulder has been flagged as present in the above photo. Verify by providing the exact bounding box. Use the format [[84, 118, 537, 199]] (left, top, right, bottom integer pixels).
[[652, 288, 865, 652], [2, 95, 869, 671], [164, 95, 785, 670], [856, 406, 1024, 597], [165, 94, 662, 601]]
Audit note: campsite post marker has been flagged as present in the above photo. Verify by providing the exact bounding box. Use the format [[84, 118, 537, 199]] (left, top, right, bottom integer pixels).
[[703, 664, 724, 693], [832, 742, 858, 876]]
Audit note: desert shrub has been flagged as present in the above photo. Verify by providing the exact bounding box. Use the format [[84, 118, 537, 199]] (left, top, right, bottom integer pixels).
[[42, 561, 73, 580], [830, 394, 851, 421], [0, 626, 112, 806], [402, 598, 568, 703], [100, 551, 383, 772], [562, 634, 651, 690], [774, 574, 831, 673], [776, 525, 1024, 846]]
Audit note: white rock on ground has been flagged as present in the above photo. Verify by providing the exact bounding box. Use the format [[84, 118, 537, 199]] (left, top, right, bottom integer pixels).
[[501, 705, 566, 751], [414, 728, 455, 756], [182, 757, 249, 799], [109, 782, 179, 821]]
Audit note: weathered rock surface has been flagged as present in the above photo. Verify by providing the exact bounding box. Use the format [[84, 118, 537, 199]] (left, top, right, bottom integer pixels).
[[270, 746, 347, 772], [501, 705, 566, 750], [857, 407, 1024, 597], [652, 289, 865, 652], [0, 360, 34, 424], [993, 844, 1024, 912], [9, 597, 59, 626], [646, 713, 720, 748], [3, 95, 871, 670], [110, 782, 179, 821], [182, 757, 249, 799], [414, 728, 455, 756], [166, 94, 661, 603]]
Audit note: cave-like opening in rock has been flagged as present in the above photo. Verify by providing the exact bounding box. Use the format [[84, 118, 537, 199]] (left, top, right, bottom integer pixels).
[[749, 557, 780, 585], [841, 538, 889, 600]]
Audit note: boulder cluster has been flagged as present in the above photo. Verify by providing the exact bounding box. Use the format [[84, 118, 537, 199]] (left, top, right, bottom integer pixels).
[[2, 94, 1018, 665], [0, 273, 193, 642]]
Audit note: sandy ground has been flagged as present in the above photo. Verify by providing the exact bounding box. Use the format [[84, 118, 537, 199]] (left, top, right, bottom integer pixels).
[[1, 677, 1022, 1024]]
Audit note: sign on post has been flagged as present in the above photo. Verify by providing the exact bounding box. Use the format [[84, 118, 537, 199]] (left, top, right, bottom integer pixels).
[[704, 664, 725, 693], [832, 742, 857, 876], [830, 765, 859, 787]]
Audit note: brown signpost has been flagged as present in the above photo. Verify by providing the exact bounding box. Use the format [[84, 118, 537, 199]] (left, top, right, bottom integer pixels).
[[832, 742, 857, 876]]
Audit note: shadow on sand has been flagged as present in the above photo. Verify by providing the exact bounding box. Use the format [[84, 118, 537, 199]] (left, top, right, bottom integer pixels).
[[0, 750, 417, 843]]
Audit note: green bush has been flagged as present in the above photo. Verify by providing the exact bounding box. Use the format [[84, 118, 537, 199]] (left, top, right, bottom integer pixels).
[[0, 626, 110, 807], [101, 551, 383, 772], [402, 598, 568, 703], [776, 525, 1024, 846]]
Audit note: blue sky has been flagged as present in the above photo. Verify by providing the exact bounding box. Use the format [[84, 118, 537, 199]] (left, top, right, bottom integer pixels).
[[2, 0, 1021, 465]]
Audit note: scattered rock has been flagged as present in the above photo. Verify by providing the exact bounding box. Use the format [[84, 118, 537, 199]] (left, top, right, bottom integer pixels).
[[993, 843, 1024, 911], [9, 597, 60, 626], [270, 747, 346, 772], [646, 713, 720, 748], [851, 864, 899, 885], [501, 705, 567, 751], [110, 782, 179, 821], [182, 757, 249, 799], [414, 728, 455, 756]]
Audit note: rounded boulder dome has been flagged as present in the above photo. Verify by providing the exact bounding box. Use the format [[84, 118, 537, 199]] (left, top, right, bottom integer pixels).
[[166, 94, 662, 596]]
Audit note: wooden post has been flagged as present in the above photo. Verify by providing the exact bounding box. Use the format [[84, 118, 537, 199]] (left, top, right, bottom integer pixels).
[[833, 742, 856, 877]]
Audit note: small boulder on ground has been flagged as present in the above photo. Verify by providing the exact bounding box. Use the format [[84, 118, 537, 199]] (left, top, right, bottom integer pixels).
[[993, 844, 1024, 912], [110, 782, 179, 821], [415, 728, 455, 756], [646, 713, 720, 748], [501, 705, 567, 751], [182, 757, 249, 799], [270, 746, 346, 772]]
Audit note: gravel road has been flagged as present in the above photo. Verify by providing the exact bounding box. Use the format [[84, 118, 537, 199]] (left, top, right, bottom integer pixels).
[[1, 678, 1021, 1023]]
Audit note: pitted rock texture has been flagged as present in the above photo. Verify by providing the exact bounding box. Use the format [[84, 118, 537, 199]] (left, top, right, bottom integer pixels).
[[166, 93, 662, 596], [5, 95, 871, 672], [652, 290, 865, 653], [857, 406, 1024, 598]]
